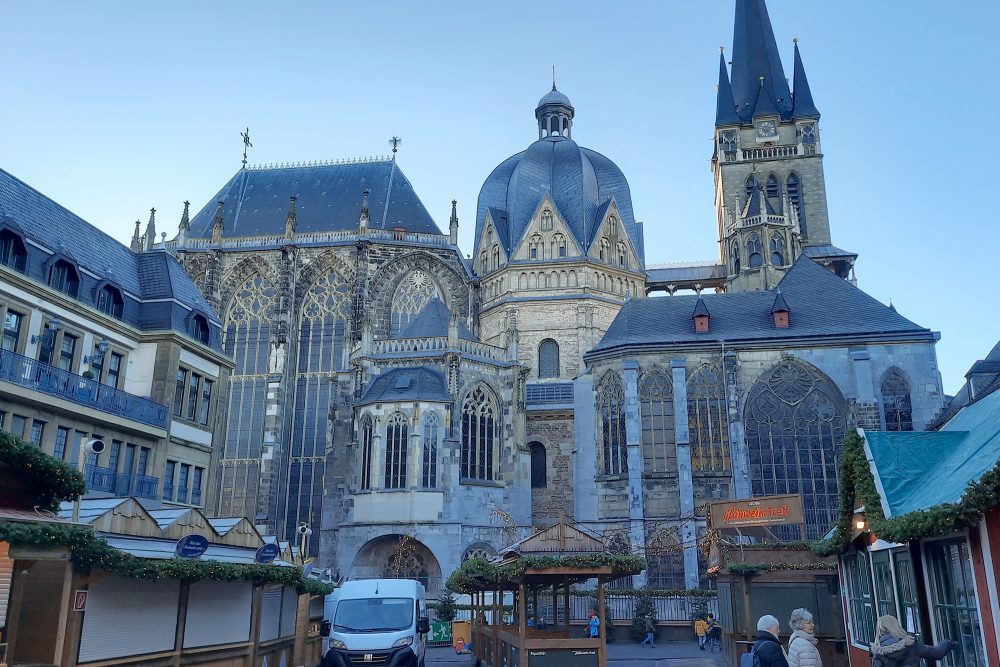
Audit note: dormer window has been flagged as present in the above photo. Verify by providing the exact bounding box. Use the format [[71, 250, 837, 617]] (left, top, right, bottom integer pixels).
[[96, 284, 124, 319], [0, 229, 27, 272], [541, 210, 553, 231], [190, 314, 210, 344], [48, 259, 79, 297]]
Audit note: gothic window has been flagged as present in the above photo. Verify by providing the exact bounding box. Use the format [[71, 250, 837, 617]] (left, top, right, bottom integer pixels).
[[384, 412, 409, 489], [766, 174, 780, 198], [189, 313, 210, 344], [597, 371, 627, 476], [800, 124, 816, 144], [787, 173, 805, 233], [359, 414, 374, 490], [552, 233, 566, 258], [747, 235, 763, 268], [492, 244, 500, 270], [538, 339, 560, 379], [639, 366, 675, 473], [96, 284, 124, 319], [461, 383, 500, 481], [720, 130, 737, 153], [730, 241, 741, 275], [617, 242, 628, 268], [529, 441, 546, 488], [646, 528, 685, 590], [390, 270, 442, 336], [0, 229, 27, 272], [745, 175, 759, 202], [770, 235, 784, 266], [422, 412, 439, 488], [480, 251, 487, 275], [599, 237, 610, 262], [529, 234, 543, 260], [881, 371, 913, 432], [463, 544, 495, 562], [541, 210, 553, 231], [219, 271, 279, 520], [688, 365, 729, 472], [48, 259, 79, 297], [608, 216, 617, 233], [744, 361, 847, 539]]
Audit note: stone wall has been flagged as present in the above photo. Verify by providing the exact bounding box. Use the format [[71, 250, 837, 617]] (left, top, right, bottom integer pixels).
[[526, 411, 575, 526]]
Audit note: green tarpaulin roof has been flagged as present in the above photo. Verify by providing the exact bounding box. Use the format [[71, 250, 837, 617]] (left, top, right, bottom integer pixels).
[[865, 387, 1000, 517]]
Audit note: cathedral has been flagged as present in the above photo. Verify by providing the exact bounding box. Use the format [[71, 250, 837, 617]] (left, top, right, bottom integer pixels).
[[150, 0, 944, 593]]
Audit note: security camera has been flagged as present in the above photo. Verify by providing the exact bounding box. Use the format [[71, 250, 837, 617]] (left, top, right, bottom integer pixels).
[[84, 439, 106, 455]]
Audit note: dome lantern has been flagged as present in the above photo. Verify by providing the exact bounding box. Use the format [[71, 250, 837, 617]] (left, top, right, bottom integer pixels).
[[535, 84, 574, 140]]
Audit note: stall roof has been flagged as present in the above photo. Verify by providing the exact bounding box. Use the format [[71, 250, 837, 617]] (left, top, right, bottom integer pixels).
[[99, 534, 295, 568]]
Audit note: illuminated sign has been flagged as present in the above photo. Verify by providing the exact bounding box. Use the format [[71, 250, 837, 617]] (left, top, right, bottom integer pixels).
[[709, 494, 804, 529]]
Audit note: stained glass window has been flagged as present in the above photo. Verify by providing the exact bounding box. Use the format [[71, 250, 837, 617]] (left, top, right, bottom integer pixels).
[[391, 270, 441, 336], [639, 366, 675, 473], [385, 413, 408, 489], [687, 366, 729, 472], [422, 412, 438, 488], [538, 339, 559, 379], [597, 371, 627, 476], [360, 414, 374, 491], [461, 383, 499, 481], [744, 361, 846, 539], [881, 371, 913, 432]]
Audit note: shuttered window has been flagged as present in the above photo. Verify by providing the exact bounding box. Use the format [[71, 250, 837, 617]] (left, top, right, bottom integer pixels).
[[183, 580, 252, 648], [78, 577, 179, 662]]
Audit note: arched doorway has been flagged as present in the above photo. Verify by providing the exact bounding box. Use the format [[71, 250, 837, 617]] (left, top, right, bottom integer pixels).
[[349, 534, 444, 595]]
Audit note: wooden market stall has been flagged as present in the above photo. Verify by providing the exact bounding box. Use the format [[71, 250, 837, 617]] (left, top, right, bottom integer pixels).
[[448, 517, 644, 667]]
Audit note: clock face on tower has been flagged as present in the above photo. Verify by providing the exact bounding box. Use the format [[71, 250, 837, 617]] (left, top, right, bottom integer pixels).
[[756, 120, 777, 138]]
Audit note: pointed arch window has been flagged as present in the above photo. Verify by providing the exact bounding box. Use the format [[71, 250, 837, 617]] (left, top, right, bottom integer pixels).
[[599, 237, 610, 262], [747, 235, 763, 268], [0, 229, 27, 272], [687, 365, 729, 472], [491, 244, 500, 269], [608, 216, 617, 233], [422, 412, 439, 488], [597, 371, 627, 476], [730, 241, 741, 275], [48, 259, 79, 297], [800, 123, 816, 144], [384, 412, 408, 489], [766, 174, 780, 198], [744, 361, 847, 539], [541, 210, 553, 231], [553, 233, 566, 258], [96, 284, 125, 319], [529, 441, 547, 488], [745, 175, 759, 202], [461, 384, 499, 481], [480, 251, 488, 275], [639, 366, 675, 473], [787, 173, 805, 233], [359, 414, 374, 491], [538, 339, 560, 378], [390, 270, 441, 336], [646, 528, 685, 590], [882, 371, 913, 432], [529, 234, 543, 260], [770, 235, 784, 266], [617, 242, 628, 268]]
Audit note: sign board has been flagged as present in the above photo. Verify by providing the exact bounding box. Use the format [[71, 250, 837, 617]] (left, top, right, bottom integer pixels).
[[255, 543, 281, 564], [527, 649, 599, 667], [428, 620, 452, 645], [73, 589, 88, 612], [709, 494, 805, 530], [175, 534, 209, 559], [8, 546, 70, 561]]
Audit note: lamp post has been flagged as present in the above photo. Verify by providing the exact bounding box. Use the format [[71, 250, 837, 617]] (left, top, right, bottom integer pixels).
[[71, 439, 106, 523], [297, 522, 312, 562]]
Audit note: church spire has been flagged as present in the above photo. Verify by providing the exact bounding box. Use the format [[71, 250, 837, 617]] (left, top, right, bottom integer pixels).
[[715, 49, 740, 126], [791, 39, 821, 119], [144, 207, 156, 251], [449, 199, 459, 245], [130, 219, 142, 251], [731, 0, 792, 122], [178, 200, 190, 232]]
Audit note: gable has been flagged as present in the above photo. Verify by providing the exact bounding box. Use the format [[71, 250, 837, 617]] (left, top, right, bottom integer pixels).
[[509, 195, 581, 261]]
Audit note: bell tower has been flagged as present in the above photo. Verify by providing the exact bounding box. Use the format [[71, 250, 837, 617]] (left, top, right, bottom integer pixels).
[[713, 0, 855, 291]]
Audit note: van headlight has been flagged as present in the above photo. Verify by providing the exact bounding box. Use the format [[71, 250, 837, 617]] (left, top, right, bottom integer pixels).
[[330, 638, 347, 649], [392, 636, 413, 648]]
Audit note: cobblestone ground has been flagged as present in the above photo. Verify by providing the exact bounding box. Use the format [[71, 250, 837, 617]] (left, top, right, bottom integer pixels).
[[426, 641, 730, 667]]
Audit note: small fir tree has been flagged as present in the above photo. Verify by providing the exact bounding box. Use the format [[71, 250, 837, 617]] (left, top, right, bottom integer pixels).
[[431, 590, 458, 622]]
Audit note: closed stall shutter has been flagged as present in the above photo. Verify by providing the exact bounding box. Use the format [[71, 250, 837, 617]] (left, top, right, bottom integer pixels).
[[183, 580, 253, 648], [259, 584, 283, 642], [79, 577, 179, 662], [280, 587, 298, 638], [0, 542, 13, 628], [309, 595, 324, 619]]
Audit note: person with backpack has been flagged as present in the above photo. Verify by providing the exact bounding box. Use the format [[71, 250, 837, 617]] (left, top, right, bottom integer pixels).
[[748, 615, 789, 667], [787, 608, 822, 667], [707, 613, 723, 652], [870, 615, 958, 667]]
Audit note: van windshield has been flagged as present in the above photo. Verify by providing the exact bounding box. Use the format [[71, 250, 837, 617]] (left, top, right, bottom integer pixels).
[[333, 598, 414, 633]]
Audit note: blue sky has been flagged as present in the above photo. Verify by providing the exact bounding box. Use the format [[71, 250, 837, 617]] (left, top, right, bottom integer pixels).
[[2, 1, 997, 394]]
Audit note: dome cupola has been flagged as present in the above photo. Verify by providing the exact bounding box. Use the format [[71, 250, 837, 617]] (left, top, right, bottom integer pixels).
[[535, 84, 574, 140]]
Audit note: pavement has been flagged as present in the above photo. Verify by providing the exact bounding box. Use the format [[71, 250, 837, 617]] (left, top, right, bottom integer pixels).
[[427, 641, 730, 666]]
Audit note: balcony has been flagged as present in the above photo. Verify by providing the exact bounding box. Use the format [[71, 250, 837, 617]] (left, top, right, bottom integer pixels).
[[0, 348, 169, 429], [84, 465, 160, 500]]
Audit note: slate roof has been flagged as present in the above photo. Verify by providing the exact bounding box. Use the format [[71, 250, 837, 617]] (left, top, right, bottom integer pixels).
[[791, 41, 821, 119], [0, 168, 223, 351], [396, 298, 477, 341], [646, 263, 727, 283], [801, 245, 857, 260], [187, 160, 441, 238], [589, 257, 934, 357], [356, 367, 450, 406]]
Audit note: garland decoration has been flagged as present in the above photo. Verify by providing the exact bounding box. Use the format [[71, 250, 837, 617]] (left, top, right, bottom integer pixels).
[[725, 561, 838, 574], [446, 554, 646, 593], [0, 430, 86, 509]]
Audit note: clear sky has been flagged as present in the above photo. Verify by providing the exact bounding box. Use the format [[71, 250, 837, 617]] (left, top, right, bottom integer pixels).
[[2, 1, 997, 394]]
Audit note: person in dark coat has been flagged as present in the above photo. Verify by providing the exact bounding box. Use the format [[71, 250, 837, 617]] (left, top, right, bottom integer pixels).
[[870, 615, 957, 667], [751, 615, 790, 667]]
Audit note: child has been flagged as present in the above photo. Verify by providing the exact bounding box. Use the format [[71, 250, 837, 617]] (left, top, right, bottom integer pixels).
[[694, 615, 708, 650], [588, 610, 601, 638]]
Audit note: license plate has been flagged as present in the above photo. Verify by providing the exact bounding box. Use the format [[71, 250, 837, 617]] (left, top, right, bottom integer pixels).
[[363, 654, 373, 662]]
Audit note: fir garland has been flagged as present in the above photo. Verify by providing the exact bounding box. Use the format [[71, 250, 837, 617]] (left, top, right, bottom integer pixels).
[[725, 561, 838, 574], [0, 430, 86, 509], [446, 554, 646, 593], [570, 588, 717, 598], [0, 521, 333, 595]]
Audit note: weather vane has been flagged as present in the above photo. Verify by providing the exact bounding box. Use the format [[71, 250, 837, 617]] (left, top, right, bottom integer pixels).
[[241, 127, 253, 168], [552, 64, 556, 89], [389, 136, 401, 159]]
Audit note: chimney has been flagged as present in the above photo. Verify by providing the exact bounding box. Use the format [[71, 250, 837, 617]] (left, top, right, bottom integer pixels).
[[692, 296, 710, 333], [771, 290, 790, 328]]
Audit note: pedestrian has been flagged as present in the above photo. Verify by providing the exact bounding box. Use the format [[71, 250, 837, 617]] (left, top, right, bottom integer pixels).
[[640, 615, 656, 648], [587, 610, 600, 638], [707, 613, 723, 652], [870, 615, 958, 667], [787, 608, 821, 667], [749, 615, 789, 667], [694, 615, 708, 650]]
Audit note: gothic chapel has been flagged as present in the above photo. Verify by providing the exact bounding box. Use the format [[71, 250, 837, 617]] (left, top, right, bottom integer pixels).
[[155, 0, 944, 593]]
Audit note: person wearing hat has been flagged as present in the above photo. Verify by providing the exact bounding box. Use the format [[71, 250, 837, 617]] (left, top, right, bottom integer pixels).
[[750, 615, 789, 667], [787, 608, 822, 667]]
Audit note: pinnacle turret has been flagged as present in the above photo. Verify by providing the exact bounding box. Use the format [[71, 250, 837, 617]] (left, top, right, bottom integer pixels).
[[715, 50, 740, 126], [791, 39, 820, 119]]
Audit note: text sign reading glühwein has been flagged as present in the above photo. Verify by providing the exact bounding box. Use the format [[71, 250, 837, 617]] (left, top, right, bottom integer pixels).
[[527, 649, 598, 667], [709, 494, 804, 529], [175, 534, 209, 559]]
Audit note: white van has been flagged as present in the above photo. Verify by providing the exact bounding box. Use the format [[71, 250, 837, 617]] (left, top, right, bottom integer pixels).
[[320, 579, 429, 667]]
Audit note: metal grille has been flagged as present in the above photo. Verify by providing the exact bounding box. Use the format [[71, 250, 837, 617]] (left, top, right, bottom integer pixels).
[[526, 382, 573, 404], [538, 339, 560, 378]]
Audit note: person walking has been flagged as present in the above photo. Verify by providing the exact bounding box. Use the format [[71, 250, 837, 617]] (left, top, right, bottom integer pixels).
[[870, 615, 958, 666], [707, 613, 723, 652], [587, 610, 600, 639], [640, 615, 656, 648], [787, 608, 822, 667], [749, 615, 789, 667], [694, 615, 708, 650]]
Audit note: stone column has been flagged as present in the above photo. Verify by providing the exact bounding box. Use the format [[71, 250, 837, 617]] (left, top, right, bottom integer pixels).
[[572, 375, 597, 521], [725, 351, 751, 499], [622, 360, 647, 587], [672, 360, 698, 589]]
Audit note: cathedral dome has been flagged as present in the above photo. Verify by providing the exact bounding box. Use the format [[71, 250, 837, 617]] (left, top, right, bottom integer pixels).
[[476, 88, 642, 263]]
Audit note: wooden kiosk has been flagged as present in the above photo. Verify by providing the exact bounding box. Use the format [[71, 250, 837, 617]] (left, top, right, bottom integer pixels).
[[448, 518, 644, 667]]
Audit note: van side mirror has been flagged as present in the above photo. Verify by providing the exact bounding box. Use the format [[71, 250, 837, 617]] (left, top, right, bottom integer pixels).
[[320, 620, 331, 637], [417, 616, 430, 634]]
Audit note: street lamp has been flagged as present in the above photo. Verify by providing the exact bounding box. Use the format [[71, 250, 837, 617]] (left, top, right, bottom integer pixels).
[[297, 522, 313, 561], [71, 439, 106, 522], [84, 338, 110, 364]]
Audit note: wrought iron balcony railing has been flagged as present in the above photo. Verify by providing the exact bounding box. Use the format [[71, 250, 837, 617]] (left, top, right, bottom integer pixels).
[[84, 466, 160, 500], [0, 348, 169, 429], [84, 465, 117, 493]]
